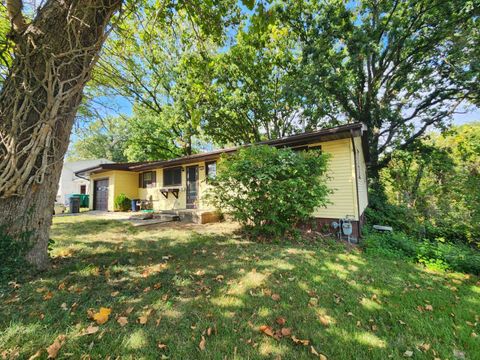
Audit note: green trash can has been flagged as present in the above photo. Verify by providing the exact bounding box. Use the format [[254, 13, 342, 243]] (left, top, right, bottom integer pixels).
[[78, 194, 89, 207], [70, 194, 89, 208]]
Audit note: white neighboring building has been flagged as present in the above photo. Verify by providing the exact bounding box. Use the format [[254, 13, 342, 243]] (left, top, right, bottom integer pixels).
[[57, 159, 114, 205]]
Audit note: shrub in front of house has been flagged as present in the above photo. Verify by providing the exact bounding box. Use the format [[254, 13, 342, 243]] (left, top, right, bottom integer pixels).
[[207, 145, 331, 239], [114, 193, 131, 211]]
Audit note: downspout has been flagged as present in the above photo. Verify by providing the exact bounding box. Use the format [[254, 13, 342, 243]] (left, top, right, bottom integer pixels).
[[350, 131, 362, 238]]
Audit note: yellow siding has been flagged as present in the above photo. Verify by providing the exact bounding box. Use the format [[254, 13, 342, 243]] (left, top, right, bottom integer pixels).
[[137, 162, 213, 211], [310, 138, 358, 220], [354, 137, 368, 215], [113, 171, 139, 203], [87, 137, 367, 216]]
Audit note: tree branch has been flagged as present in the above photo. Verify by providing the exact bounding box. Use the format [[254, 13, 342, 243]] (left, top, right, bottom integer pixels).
[[6, 0, 27, 34]]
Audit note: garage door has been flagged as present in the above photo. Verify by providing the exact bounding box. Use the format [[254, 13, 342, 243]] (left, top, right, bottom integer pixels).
[[94, 179, 109, 211]]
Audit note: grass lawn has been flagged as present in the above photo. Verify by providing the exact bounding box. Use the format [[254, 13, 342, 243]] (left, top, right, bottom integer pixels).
[[1, 215, 479, 359]]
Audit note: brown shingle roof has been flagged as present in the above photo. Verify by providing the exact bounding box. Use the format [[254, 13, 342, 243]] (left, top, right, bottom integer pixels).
[[76, 122, 368, 176]]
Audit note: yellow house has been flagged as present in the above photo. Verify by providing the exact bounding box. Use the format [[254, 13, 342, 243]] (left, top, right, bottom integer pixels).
[[76, 123, 369, 237]]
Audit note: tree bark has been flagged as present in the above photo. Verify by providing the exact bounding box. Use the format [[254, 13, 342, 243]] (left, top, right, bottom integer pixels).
[[0, 0, 121, 270]]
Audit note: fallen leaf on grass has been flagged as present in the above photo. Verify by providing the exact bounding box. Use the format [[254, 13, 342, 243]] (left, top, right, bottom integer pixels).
[[46, 335, 66, 359], [28, 350, 42, 360], [310, 346, 327, 359], [138, 315, 148, 325], [111, 291, 119, 297], [199, 336, 206, 351], [125, 306, 134, 315], [271, 293, 281, 301], [318, 315, 331, 327], [425, 304, 433, 311], [291, 335, 309, 346], [82, 325, 99, 335], [43, 292, 53, 301], [276, 317, 286, 326], [419, 343, 431, 352], [403, 350, 413, 357], [158, 343, 168, 350], [117, 317, 128, 327], [93, 307, 111, 325], [280, 328, 292, 336], [259, 325, 274, 337]]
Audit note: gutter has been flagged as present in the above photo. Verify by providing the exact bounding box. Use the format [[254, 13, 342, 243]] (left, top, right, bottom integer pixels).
[[350, 129, 362, 236], [75, 173, 90, 181]]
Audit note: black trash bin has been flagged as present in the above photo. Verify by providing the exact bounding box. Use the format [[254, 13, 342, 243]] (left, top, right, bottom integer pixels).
[[70, 196, 80, 214], [131, 199, 139, 212]]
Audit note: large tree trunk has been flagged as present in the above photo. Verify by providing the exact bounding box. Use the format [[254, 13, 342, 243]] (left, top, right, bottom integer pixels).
[[0, 0, 121, 270]]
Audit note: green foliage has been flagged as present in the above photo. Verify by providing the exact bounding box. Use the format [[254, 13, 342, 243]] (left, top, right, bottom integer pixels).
[[375, 123, 480, 248], [0, 4, 14, 83], [122, 107, 190, 161], [84, 1, 239, 157], [277, 0, 478, 172], [362, 230, 480, 275], [68, 116, 129, 162], [114, 193, 131, 212], [202, 11, 307, 145], [0, 227, 31, 282], [207, 146, 331, 238]]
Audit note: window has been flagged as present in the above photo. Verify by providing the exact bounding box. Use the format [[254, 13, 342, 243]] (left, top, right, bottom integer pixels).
[[80, 185, 87, 194], [206, 161, 217, 180], [163, 167, 182, 187], [139, 171, 156, 188], [291, 145, 322, 152], [308, 145, 322, 152]]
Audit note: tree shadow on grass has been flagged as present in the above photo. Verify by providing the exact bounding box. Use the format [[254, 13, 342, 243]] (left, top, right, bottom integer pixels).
[[0, 221, 479, 359]]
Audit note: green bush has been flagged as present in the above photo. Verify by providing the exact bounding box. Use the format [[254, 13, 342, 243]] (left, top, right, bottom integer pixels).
[[362, 230, 480, 275], [207, 145, 331, 238], [114, 193, 131, 211]]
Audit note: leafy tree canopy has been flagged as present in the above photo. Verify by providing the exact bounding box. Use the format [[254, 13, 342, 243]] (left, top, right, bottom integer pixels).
[[68, 116, 129, 162], [277, 0, 479, 175], [201, 8, 307, 145], [379, 123, 480, 246]]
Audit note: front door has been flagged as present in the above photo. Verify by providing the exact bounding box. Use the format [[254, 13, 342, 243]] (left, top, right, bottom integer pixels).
[[94, 179, 109, 211], [186, 165, 198, 209]]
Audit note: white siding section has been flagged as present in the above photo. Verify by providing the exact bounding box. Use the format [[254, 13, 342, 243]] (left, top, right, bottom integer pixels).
[[354, 136, 368, 215], [57, 158, 113, 205]]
